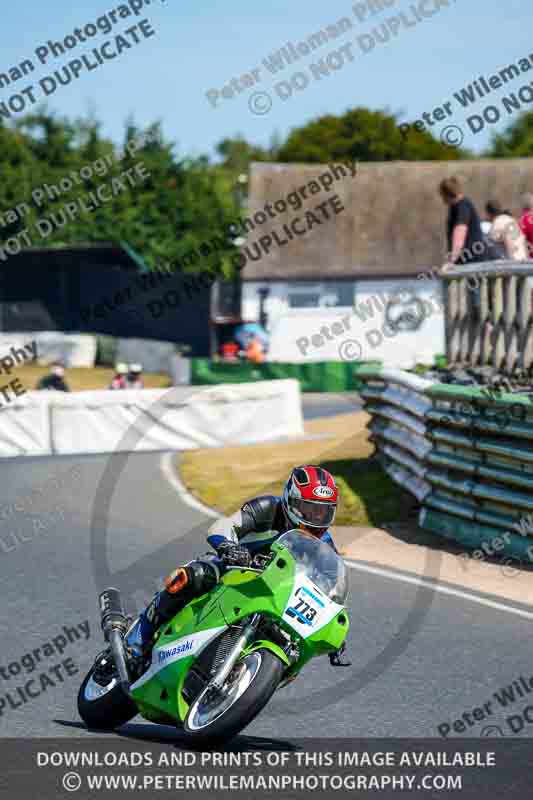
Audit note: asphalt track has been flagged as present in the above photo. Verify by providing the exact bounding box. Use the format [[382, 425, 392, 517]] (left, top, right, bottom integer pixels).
[[301, 393, 362, 420], [1, 406, 533, 743]]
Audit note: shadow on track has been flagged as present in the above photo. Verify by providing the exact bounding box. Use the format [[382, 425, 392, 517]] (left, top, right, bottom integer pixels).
[[54, 718, 298, 751]]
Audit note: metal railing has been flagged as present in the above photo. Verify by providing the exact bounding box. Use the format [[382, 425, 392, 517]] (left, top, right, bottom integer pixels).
[[443, 261, 533, 374]]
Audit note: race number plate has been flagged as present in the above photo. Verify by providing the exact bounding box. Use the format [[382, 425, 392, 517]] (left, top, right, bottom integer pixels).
[[283, 576, 340, 639]]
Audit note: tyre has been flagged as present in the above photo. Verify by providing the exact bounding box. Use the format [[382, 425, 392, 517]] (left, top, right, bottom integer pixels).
[[183, 648, 284, 744], [77, 663, 138, 731]]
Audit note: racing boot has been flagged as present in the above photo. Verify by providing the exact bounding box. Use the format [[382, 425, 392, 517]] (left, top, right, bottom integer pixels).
[[123, 599, 163, 680], [329, 641, 351, 667]]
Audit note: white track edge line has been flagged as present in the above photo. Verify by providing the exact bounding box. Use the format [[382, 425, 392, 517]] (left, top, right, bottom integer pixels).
[[345, 559, 533, 621], [160, 452, 219, 519]]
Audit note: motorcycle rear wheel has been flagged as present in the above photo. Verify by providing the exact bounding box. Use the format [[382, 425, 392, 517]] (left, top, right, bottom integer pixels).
[[183, 648, 283, 743], [78, 661, 138, 731]]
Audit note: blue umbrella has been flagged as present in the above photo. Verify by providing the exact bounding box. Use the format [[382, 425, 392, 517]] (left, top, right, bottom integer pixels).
[[234, 323, 269, 349]]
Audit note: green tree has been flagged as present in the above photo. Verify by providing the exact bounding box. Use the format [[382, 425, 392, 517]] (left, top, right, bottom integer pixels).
[[216, 136, 271, 176], [0, 111, 241, 277], [486, 112, 533, 157], [276, 108, 467, 163], [0, 121, 42, 239]]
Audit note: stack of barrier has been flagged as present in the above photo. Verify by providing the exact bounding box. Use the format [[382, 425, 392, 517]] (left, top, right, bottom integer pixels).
[[357, 364, 533, 563], [0, 380, 304, 458], [191, 359, 382, 392]]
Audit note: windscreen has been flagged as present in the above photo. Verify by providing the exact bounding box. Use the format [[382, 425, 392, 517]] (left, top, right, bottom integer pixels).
[[276, 530, 348, 604]]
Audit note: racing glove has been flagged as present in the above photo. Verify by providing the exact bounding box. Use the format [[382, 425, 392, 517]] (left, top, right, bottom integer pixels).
[[216, 541, 252, 568], [329, 641, 351, 667]]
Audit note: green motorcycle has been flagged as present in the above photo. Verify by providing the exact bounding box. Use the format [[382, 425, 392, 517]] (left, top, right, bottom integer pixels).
[[78, 530, 349, 743]]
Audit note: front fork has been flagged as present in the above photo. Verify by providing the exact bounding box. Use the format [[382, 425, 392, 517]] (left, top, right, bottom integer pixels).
[[208, 614, 262, 692]]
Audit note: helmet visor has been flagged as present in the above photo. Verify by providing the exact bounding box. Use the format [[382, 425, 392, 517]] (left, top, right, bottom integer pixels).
[[289, 497, 336, 528]]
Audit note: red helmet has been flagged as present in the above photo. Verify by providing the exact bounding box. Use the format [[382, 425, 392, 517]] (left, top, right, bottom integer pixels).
[[282, 465, 338, 535]]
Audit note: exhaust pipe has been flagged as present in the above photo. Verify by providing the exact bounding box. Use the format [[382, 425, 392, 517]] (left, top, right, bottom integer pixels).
[[98, 588, 131, 696]]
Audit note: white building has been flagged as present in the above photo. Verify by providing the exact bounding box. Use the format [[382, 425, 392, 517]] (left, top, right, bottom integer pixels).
[[242, 276, 443, 369], [239, 162, 445, 369]]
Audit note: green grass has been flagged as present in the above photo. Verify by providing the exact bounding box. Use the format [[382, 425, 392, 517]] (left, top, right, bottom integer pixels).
[[322, 458, 406, 526], [180, 411, 405, 527]]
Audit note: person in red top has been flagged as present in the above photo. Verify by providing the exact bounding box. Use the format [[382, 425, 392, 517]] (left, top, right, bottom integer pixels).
[[520, 192, 533, 258], [109, 363, 128, 390]]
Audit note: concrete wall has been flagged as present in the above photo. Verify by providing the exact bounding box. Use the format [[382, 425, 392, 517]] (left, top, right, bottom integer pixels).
[[243, 159, 533, 280]]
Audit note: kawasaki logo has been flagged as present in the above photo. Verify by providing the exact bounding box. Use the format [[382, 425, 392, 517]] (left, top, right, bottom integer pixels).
[[313, 486, 334, 498], [158, 640, 193, 663]]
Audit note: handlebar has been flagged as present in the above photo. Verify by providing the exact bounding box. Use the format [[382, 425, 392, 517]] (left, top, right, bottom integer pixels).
[[222, 553, 273, 573]]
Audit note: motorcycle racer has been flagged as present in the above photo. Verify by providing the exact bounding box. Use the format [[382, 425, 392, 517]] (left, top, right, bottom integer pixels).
[[125, 466, 350, 669]]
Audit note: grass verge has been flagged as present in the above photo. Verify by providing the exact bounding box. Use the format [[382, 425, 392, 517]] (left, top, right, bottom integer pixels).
[[179, 411, 406, 527]]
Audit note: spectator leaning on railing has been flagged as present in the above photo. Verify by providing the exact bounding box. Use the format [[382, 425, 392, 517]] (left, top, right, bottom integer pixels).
[[438, 177, 493, 338], [520, 192, 533, 259], [485, 201, 529, 262], [438, 177, 486, 275]]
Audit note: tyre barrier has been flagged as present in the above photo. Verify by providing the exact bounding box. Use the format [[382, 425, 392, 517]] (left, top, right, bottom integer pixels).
[[356, 364, 533, 563]]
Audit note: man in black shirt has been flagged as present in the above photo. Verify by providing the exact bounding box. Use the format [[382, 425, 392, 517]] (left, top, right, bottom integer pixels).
[[439, 177, 486, 269]]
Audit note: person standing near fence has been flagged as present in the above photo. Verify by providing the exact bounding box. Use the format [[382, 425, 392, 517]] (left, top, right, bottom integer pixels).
[[520, 193, 533, 258], [485, 201, 529, 262], [438, 177, 490, 344], [438, 177, 486, 273]]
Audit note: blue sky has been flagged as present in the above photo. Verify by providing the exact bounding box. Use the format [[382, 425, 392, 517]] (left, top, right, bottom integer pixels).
[[1, 0, 531, 160]]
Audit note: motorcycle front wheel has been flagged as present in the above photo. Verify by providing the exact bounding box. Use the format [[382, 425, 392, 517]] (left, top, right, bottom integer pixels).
[[183, 648, 284, 743]]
